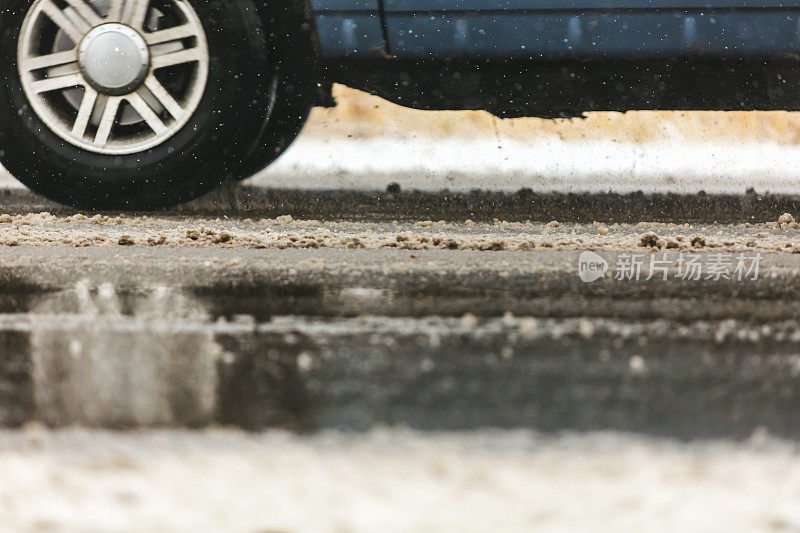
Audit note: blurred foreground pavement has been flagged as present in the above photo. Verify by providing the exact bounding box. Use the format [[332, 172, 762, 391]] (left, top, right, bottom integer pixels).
[[2, 427, 800, 532]]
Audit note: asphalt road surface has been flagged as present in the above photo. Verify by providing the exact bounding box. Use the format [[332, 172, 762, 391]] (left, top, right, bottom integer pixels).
[[2, 203, 800, 531]]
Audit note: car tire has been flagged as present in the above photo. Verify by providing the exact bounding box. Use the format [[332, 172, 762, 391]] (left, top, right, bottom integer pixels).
[[0, 0, 311, 210]]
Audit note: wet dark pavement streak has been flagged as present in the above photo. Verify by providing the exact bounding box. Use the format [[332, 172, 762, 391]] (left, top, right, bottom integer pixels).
[[0, 244, 798, 438]]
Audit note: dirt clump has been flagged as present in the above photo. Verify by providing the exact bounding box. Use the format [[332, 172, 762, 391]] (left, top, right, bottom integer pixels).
[[461, 313, 478, 328], [778, 213, 799, 229], [213, 231, 233, 244], [578, 320, 596, 339], [147, 235, 167, 246], [639, 233, 662, 248], [519, 319, 538, 339], [629, 355, 647, 375], [274, 215, 294, 226], [480, 239, 506, 251]]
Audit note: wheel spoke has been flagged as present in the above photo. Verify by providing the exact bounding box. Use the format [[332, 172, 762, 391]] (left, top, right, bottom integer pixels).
[[19, 50, 78, 73], [144, 24, 196, 46], [64, 0, 102, 27], [94, 96, 122, 146], [151, 47, 205, 69], [72, 88, 99, 137], [30, 72, 84, 94], [144, 76, 183, 119], [124, 0, 151, 30], [126, 92, 167, 134], [106, 0, 124, 21], [19, 0, 209, 154], [39, 0, 86, 44]]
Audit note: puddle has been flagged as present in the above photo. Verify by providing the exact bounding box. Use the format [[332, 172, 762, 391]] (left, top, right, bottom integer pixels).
[[1, 279, 800, 436]]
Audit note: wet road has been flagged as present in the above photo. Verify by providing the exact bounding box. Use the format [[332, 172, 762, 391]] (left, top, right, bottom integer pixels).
[[0, 211, 799, 436], [1, 205, 800, 531]]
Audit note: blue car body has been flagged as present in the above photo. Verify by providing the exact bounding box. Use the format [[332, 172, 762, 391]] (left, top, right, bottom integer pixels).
[[307, 1, 800, 117], [311, 1, 800, 58]]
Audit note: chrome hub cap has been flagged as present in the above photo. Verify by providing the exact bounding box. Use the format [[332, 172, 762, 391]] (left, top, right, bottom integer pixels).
[[17, 0, 209, 155], [78, 23, 150, 95]]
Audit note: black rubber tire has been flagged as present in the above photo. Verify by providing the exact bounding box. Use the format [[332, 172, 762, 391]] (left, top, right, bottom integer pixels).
[[235, 0, 319, 179], [0, 0, 308, 210], [235, 67, 313, 181]]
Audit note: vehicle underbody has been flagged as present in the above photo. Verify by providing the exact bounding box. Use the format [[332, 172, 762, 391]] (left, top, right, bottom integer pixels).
[[326, 56, 800, 118]]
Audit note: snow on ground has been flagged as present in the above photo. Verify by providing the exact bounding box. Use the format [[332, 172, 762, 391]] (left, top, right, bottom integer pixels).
[[253, 87, 800, 194], [5, 85, 800, 195], [255, 136, 800, 195], [1, 428, 800, 533]]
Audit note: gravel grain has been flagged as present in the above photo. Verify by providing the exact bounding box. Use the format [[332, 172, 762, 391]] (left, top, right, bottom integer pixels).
[[2, 213, 800, 254]]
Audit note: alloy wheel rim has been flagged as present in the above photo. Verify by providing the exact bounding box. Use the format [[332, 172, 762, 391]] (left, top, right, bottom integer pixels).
[[17, 0, 209, 155]]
